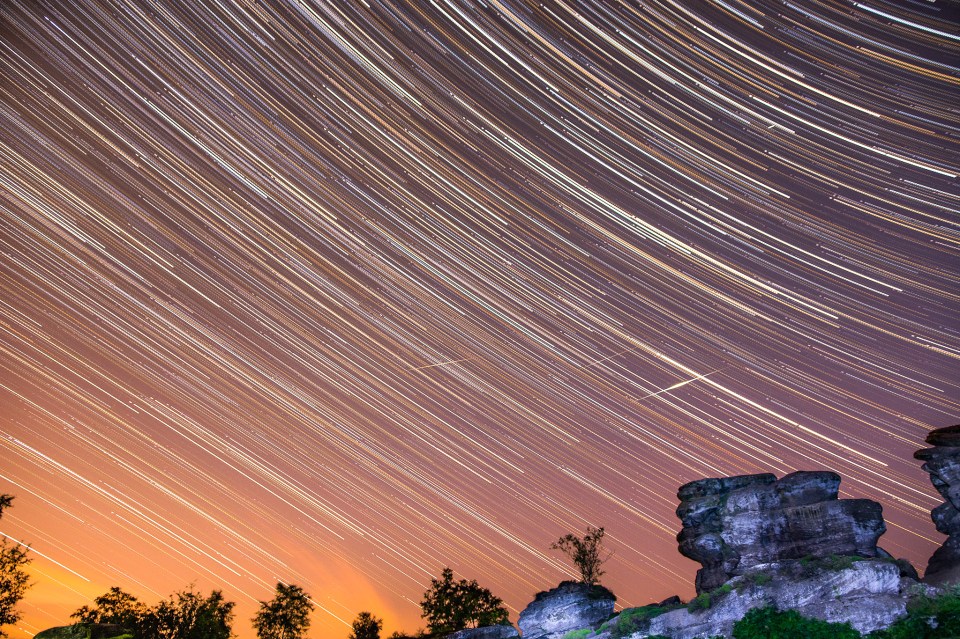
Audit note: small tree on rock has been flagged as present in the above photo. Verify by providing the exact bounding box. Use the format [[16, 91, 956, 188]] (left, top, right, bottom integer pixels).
[[252, 582, 313, 639], [0, 495, 30, 639], [349, 611, 383, 639], [420, 568, 508, 634], [551, 526, 610, 586]]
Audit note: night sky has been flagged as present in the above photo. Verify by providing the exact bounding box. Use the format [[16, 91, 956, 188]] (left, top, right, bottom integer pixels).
[[1, 1, 958, 638]]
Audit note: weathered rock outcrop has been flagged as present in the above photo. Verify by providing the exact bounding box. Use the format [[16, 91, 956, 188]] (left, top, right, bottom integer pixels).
[[35, 624, 129, 639], [517, 581, 615, 639], [624, 559, 912, 639], [447, 624, 519, 639], [676, 471, 887, 593], [915, 424, 960, 586]]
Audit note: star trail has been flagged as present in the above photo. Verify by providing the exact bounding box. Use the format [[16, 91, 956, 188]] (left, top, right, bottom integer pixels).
[[0, 1, 958, 637]]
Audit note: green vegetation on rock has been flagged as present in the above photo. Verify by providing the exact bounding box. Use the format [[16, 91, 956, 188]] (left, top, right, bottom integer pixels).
[[608, 606, 674, 639], [734, 572, 771, 592], [687, 592, 712, 612], [34, 624, 132, 639], [732, 606, 860, 639], [561, 628, 591, 639], [866, 586, 960, 639]]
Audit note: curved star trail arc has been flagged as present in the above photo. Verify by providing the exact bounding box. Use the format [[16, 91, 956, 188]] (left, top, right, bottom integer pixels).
[[0, 0, 958, 637]]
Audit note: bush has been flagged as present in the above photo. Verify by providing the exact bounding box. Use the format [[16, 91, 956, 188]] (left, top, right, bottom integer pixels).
[[732, 606, 859, 639], [561, 629, 591, 639], [609, 606, 672, 639], [867, 586, 960, 638], [687, 593, 711, 612]]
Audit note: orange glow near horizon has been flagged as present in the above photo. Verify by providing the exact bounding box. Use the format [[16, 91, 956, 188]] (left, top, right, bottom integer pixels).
[[1, 0, 957, 638]]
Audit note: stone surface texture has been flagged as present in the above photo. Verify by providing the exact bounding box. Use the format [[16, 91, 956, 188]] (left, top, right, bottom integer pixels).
[[915, 424, 960, 586], [35, 624, 129, 639], [633, 560, 910, 639], [517, 581, 615, 639], [447, 624, 519, 639], [676, 471, 887, 593]]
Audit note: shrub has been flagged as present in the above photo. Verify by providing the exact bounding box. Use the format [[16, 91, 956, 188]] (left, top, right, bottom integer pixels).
[[687, 593, 712, 612], [609, 606, 672, 639], [732, 606, 859, 639], [823, 555, 860, 571], [561, 629, 591, 639], [735, 573, 771, 592]]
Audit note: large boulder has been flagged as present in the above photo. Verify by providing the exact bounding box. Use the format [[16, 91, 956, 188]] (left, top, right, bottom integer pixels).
[[676, 471, 888, 593], [35, 624, 130, 639], [636, 559, 911, 638], [915, 424, 960, 585], [517, 581, 615, 639]]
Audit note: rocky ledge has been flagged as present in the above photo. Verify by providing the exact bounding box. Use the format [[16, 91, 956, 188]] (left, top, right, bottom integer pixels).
[[915, 424, 960, 586], [517, 581, 616, 639], [675, 471, 891, 593], [35, 624, 130, 639], [634, 559, 915, 638], [447, 624, 518, 639]]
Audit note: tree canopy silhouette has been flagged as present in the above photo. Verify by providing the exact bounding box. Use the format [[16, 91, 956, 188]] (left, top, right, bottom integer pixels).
[[72, 586, 148, 631], [349, 611, 383, 639], [139, 587, 235, 639], [420, 567, 509, 634], [252, 582, 313, 639], [0, 495, 30, 639]]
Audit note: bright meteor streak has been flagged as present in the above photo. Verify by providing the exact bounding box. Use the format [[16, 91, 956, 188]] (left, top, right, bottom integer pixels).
[[638, 369, 728, 401]]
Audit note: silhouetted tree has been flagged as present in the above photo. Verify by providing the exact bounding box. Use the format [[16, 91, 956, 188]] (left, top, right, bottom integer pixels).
[[551, 526, 610, 586], [252, 582, 313, 639], [139, 587, 235, 639], [420, 568, 508, 634], [0, 495, 30, 639], [349, 611, 383, 639], [72, 586, 148, 631]]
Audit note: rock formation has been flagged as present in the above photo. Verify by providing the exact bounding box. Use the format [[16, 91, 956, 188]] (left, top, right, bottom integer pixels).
[[618, 559, 911, 639], [915, 424, 960, 586], [517, 581, 615, 639], [447, 624, 518, 639], [35, 624, 128, 639], [676, 471, 887, 593]]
